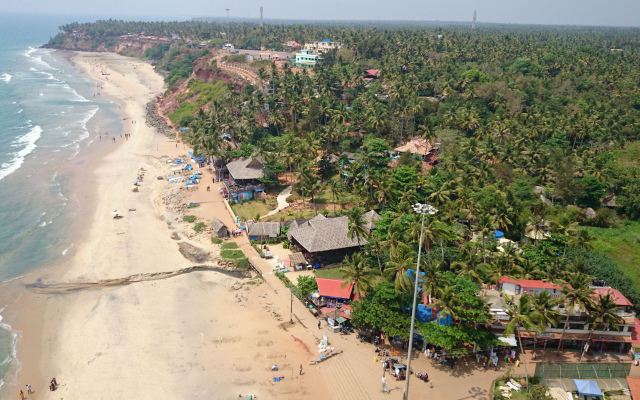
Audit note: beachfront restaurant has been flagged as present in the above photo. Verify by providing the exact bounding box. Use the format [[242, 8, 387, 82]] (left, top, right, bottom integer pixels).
[[491, 282, 637, 354], [222, 156, 266, 203], [286, 215, 369, 267], [310, 278, 356, 331]]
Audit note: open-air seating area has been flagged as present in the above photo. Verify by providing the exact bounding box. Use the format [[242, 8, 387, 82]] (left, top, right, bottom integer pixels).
[[223, 179, 265, 194], [272, 265, 289, 273]]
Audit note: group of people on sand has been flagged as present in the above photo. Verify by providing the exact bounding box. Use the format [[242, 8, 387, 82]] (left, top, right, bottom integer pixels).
[[98, 132, 131, 143], [231, 229, 242, 238], [19, 378, 57, 398]]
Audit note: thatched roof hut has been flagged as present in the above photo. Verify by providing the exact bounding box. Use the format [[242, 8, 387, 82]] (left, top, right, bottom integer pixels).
[[210, 218, 229, 238]]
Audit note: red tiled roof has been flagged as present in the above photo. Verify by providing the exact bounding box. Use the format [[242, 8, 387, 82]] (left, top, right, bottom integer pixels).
[[628, 377, 640, 400], [365, 69, 379, 76], [500, 277, 563, 290], [592, 287, 634, 307], [316, 278, 354, 299]]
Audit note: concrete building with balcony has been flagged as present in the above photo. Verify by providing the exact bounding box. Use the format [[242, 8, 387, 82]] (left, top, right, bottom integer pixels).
[[294, 49, 320, 69], [488, 280, 638, 354], [303, 39, 343, 54], [499, 277, 563, 297]]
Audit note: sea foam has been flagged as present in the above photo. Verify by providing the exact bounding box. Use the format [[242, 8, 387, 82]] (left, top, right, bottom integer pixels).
[[0, 126, 42, 182], [0, 73, 10, 84]]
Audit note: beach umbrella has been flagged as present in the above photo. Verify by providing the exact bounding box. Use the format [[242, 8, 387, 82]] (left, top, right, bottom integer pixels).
[[111, 210, 119, 215]]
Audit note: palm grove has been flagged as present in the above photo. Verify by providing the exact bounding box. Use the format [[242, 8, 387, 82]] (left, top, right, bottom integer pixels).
[[50, 20, 640, 360]]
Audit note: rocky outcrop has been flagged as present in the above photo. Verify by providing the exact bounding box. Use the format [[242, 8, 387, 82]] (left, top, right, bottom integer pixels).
[[145, 100, 175, 138], [178, 242, 211, 263]]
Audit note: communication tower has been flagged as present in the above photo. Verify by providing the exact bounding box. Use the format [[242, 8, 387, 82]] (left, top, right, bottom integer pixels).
[[225, 8, 231, 45], [260, 7, 264, 26], [471, 10, 477, 34]]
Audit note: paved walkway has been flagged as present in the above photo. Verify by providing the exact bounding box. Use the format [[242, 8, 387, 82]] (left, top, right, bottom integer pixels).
[[264, 186, 292, 218]]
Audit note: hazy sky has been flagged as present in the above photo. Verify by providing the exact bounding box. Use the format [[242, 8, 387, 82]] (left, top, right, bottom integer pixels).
[[4, 0, 640, 27]]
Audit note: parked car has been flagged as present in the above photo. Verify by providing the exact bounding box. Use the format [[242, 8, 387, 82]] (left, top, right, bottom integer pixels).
[[391, 363, 407, 378]]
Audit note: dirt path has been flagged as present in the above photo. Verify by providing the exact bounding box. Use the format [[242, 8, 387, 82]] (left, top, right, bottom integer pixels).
[[264, 185, 292, 218]]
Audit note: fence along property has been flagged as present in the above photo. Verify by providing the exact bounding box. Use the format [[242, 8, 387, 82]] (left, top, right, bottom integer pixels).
[[535, 362, 631, 392]]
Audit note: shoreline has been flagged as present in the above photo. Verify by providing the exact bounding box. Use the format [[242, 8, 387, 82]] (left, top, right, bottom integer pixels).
[[0, 49, 132, 398], [1, 51, 329, 400]]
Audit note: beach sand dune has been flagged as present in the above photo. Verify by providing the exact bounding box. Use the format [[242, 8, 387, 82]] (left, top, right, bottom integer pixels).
[[7, 52, 330, 400]]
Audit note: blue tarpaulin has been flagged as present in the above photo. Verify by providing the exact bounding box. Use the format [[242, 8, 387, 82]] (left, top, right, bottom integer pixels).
[[494, 230, 505, 239], [573, 380, 603, 397], [415, 305, 452, 326]]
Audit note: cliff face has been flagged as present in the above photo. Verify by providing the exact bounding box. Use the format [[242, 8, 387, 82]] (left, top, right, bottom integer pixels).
[[44, 37, 157, 57], [46, 37, 244, 126], [158, 55, 244, 120]]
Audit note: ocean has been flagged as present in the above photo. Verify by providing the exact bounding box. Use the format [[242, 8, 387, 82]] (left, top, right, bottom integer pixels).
[[0, 13, 128, 392]]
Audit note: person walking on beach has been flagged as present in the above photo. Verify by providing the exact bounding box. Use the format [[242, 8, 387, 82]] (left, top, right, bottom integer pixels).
[[382, 377, 390, 394], [26, 384, 32, 394], [299, 364, 303, 375], [19, 390, 24, 399], [318, 320, 321, 329]]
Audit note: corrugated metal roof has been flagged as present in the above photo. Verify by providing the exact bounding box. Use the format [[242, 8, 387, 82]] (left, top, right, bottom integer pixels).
[[592, 287, 634, 307], [500, 277, 563, 290], [316, 278, 353, 299], [627, 377, 640, 400]]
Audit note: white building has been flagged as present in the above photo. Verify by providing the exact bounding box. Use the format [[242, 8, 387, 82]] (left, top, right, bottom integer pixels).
[[303, 39, 343, 54], [499, 277, 563, 297]]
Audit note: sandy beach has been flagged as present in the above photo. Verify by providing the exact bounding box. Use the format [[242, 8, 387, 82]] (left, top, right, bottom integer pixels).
[[4, 50, 618, 400], [1, 52, 330, 400]]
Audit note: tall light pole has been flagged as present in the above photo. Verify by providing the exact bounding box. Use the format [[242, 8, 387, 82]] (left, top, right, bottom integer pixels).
[[403, 203, 438, 400]]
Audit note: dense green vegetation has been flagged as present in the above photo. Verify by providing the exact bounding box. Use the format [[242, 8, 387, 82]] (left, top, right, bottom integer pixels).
[[588, 221, 640, 285], [169, 79, 229, 125], [51, 20, 640, 370]]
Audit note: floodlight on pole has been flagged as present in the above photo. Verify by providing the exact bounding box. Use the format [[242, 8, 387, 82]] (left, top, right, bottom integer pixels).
[[403, 203, 437, 400]]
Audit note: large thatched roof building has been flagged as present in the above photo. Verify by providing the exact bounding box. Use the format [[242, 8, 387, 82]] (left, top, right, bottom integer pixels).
[[226, 156, 266, 181], [287, 215, 368, 265]]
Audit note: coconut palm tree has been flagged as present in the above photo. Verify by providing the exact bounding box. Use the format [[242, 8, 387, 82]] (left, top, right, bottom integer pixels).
[[473, 213, 494, 264], [551, 217, 579, 258], [504, 294, 543, 392], [339, 252, 375, 297], [347, 206, 368, 245], [556, 273, 594, 353], [384, 243, 415, 293], [529, 290, 562, 332], [525, 216, 550, 246], [580, 292, 624, 362], [435, 286, 459, 321], [570, 229, 595, 251], [421, 260, 446, 304]]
